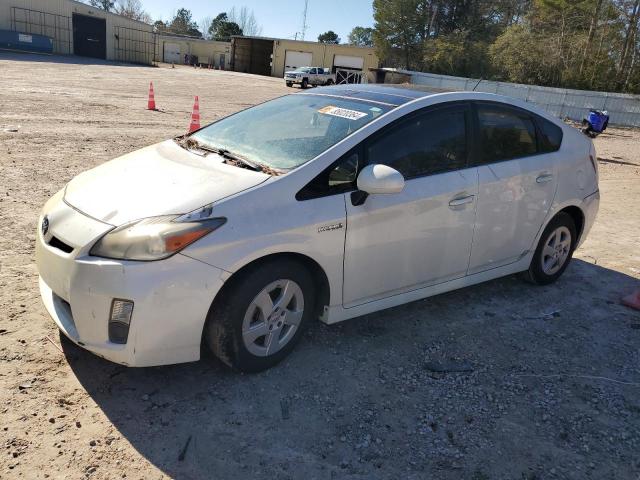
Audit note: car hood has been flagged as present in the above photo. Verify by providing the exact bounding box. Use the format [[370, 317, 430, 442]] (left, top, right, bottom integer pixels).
[[64, 140, 270, 226]]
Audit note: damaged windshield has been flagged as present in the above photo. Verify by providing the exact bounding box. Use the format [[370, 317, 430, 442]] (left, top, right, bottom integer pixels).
[[191, 94, 392, 171]]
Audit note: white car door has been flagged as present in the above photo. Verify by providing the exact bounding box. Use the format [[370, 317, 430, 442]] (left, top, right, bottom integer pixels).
[[342, 103, 479, 307], [467, 102, 559, 274]]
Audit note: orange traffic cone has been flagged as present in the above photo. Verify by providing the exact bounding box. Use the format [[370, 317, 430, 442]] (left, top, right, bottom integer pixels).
[[147, 82, 156, 110], [188, 96, 201, 132], [622, 289, 640, 310]]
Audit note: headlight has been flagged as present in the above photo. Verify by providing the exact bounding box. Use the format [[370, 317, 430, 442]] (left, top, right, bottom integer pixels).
[[90, 208, 226, 261]]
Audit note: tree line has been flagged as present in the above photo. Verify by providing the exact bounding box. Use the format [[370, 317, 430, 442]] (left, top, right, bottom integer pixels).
[[152, 7, 263, 41], [86, 2, 263, 41], [86, 0, 639, 93], [86, 1, 366, 45], [372, 0, 640, 93]]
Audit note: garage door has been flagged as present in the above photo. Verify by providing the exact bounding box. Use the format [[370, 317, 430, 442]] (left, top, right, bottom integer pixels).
[[72, 14, 106, 60], [285, 50, 312, 71], [334, 55, 364, 70], [163, 43, 181, 64]]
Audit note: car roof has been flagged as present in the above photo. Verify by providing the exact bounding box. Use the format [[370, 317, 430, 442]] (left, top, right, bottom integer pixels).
[[309, 84, 438, 107], [299, 85, 564, 127], [305, 84, 436, 107]]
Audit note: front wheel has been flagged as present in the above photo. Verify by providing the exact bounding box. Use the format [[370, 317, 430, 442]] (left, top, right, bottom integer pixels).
[[301, 78, 308, 89], [525, 212, 576, 285], [204, 259, 316, 372], [286, 81, 293, 87]]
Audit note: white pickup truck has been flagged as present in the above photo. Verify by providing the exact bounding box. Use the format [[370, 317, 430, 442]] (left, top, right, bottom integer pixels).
[[284, 67, 336, 88]]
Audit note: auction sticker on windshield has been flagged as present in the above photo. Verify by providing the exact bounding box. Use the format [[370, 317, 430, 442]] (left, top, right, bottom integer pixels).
[[318, 105, 368, 120]]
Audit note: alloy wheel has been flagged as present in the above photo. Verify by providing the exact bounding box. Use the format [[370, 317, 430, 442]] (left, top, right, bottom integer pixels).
[[241, 279, 304, 356], [541, 226, 572, 275]]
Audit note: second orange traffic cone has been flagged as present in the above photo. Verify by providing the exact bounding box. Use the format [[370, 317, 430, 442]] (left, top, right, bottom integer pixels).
[[188, 96, 201, 132], [147, 82, 156, 110]]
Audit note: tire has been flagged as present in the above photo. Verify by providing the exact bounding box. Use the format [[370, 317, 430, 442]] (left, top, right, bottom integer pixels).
[[525, 212, 577, 285], [301, 78, 308, 89], [286, 81, 293, 87], [204, 259, 316, 373], [325, 79, 334, 86]]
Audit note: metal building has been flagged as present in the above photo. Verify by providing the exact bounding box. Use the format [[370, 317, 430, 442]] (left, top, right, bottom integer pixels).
[[231, 36, 380, 84], [0, 0, 155, 64], [155, 34, 231, 69]]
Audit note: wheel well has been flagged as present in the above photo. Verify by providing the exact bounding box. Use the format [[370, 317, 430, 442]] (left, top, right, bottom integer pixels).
[[559, 206, 585, 243], [215, 253, 331, 320]]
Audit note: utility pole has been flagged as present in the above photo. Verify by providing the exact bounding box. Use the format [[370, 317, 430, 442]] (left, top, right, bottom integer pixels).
[[301, 0, 309, 40]]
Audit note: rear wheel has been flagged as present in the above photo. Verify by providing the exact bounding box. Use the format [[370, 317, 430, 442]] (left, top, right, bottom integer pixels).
[[325, 79, 334, 86], [204, 259, 315, 372], [525, 212, 576, 285]]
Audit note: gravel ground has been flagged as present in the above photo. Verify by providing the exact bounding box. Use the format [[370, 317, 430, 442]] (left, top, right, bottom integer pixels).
[[1, 52, 639, 480]]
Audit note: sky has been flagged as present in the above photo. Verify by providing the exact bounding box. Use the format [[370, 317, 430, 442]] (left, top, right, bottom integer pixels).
[[145, 0, 374, 42]]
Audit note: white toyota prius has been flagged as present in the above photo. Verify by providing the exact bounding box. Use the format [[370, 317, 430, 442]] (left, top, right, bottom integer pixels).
[[36, 85, 599, 372]]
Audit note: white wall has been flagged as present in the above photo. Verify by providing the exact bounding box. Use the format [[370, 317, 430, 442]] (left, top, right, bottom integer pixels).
[[390, 69, 640, 127]]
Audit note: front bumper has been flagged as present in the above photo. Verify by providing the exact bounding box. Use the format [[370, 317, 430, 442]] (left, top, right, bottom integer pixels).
[[36, 192, 226, 366], [285, 76, 302, 84]]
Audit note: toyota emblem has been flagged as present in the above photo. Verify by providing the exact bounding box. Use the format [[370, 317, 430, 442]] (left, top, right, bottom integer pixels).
[[42, 215, 49, 236]]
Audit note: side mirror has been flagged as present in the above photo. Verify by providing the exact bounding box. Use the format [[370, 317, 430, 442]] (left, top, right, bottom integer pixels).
[[357, 164, 405, 195]]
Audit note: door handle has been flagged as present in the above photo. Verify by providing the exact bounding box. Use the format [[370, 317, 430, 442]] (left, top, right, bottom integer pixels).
[[449, 195, 474, 207], [536, 174, 554, 184]]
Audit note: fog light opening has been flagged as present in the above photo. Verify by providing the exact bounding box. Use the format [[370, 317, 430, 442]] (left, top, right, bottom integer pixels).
[[109, 299, 134, 344]]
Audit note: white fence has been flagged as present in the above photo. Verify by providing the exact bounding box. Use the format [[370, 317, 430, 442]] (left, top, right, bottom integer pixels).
[[387, 69, 640, 127]]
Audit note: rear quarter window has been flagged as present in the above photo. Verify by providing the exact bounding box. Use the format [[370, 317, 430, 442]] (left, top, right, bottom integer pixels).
[[536, 117, 563, 152]]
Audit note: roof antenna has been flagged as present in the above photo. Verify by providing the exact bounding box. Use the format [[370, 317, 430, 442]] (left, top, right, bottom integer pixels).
[[472, 78, 483, 91]]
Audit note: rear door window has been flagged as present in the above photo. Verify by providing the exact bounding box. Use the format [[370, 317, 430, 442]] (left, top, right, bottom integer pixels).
[[476, 105, 537, 164]]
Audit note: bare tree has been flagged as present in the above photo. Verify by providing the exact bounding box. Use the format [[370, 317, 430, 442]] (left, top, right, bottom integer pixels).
[[579, 0, 604, 75], [199, 16, 214, 40], [88, 0, 115, 11], [228, 6, 263, 36], [114, 0, 151, 23], [618, 0, 640, 83]]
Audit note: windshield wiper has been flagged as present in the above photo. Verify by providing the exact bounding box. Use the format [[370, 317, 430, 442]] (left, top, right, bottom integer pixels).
[[214, 147, 261, 170], [175, 136, 283, 176]]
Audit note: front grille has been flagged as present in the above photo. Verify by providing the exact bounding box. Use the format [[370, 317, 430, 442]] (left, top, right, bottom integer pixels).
[[48, 236, 74, 254]]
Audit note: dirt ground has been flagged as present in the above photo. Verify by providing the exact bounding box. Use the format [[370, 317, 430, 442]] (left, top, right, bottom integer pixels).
[[1, 52, 639, 480]]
